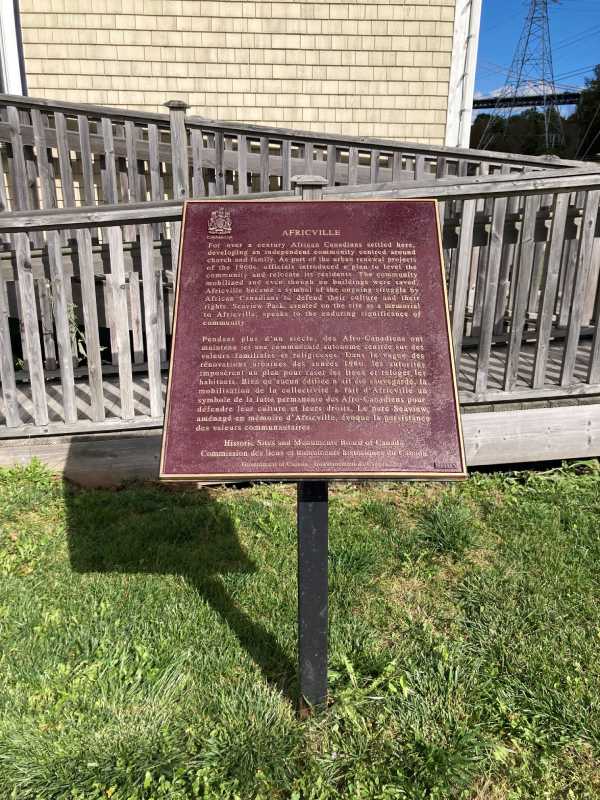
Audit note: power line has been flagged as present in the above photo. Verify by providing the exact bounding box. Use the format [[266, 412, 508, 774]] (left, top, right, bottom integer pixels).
[[552, 24, 600, 51], [478, 61, 596, 84], [555, 64, 598, 80]]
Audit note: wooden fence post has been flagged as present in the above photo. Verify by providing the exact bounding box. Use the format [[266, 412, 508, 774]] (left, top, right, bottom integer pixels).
[[293, 174, 328, 200], [165, 100, 190, 201], [165, 100, 189, 274]]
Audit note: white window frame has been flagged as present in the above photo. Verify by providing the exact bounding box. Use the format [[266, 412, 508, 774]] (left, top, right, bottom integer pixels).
[[0, 0, 24, 94]]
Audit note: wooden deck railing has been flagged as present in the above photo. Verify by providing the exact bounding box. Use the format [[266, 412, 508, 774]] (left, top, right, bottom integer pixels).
[[331, 168, 600, 402], [1, 163, 599, 437], [0, 92, 582, 228], [0, 92, 598, 436]]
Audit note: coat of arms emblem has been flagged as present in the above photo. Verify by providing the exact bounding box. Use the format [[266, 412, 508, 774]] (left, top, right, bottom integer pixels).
[[208, 207, 232, 234]]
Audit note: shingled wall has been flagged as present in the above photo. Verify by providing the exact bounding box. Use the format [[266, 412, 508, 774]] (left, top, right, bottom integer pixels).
[[19, 0, 456, 143]]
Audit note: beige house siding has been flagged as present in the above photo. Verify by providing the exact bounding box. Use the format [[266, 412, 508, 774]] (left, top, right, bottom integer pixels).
[[19, 0, 456, 143]]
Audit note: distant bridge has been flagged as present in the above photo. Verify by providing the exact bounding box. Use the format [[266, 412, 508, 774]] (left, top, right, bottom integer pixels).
[[473, 91, 581, 110]]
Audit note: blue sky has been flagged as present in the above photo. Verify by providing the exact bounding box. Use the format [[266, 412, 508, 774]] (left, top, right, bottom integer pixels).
[[475, 0, 600, 101]]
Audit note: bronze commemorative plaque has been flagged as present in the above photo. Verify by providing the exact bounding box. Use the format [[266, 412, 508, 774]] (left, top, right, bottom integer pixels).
[[160, 200, 466, 481]]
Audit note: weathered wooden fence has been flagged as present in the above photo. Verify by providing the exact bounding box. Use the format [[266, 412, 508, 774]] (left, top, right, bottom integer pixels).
[[1, 164, 599, 438], [0, 92, 580, 222], [336, 167, 600, 403], [0, 93, 599, 472], [2, 92, 579, 299]]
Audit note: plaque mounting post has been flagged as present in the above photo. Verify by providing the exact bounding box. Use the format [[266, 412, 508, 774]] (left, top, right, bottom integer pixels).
[[297, 479, 329, 715], [293, 175, 330, 716], [163, 181, 467, 714]]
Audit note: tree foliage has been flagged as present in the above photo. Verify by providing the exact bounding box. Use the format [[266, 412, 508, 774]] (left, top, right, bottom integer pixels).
[[470, 63, 600, 160], [574, 64, 600, 159]]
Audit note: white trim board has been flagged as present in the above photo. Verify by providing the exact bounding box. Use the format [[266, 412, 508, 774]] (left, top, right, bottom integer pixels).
[[446, 0, 483, 149], [0, 0, 23, 94], [463, 404, 600, 466]]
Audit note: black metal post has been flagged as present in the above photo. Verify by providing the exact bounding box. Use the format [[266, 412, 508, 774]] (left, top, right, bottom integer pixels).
[[297, 480, 329, 715]]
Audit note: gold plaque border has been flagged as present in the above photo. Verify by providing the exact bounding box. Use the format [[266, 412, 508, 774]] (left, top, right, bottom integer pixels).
[[159, 198, 467, 482]]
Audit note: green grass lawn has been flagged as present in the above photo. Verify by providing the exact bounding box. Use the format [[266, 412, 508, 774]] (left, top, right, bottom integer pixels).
[[0, 461, 599, 799]]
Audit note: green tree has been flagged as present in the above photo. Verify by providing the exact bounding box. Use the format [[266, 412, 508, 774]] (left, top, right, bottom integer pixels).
[[470, 107, 571, 157], [470, 65, 600, 159], [575, 64, 600, 160]]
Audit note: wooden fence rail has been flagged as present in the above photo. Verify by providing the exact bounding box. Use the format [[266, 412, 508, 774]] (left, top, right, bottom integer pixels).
[[1, 164, 599, 437], [0, 92, 582, 233]]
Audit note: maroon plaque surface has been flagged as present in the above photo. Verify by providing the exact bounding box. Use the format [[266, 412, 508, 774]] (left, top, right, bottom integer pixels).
[[160, 200, 465, 480]]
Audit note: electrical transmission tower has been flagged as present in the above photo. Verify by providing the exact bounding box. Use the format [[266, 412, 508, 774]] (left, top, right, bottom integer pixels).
[[478, 0, 563, 152]]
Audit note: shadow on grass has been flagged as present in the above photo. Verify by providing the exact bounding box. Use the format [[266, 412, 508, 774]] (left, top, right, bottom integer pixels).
[[65, 482, 297, 702]]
